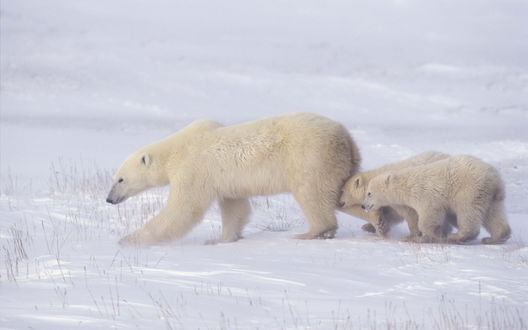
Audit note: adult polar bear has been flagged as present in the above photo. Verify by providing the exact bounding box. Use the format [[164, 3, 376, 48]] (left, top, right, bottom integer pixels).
[[107, 113, 361, 245]]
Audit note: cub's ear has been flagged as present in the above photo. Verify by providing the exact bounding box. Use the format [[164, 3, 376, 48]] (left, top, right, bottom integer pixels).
[[141, 153, 151, 166], [385, 173, 398, 187], [384, 174, 391, 187], [355, 175, 363, 188]]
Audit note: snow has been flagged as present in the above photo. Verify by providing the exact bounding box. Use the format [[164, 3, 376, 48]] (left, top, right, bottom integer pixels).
[[1, 0, 528, 329]]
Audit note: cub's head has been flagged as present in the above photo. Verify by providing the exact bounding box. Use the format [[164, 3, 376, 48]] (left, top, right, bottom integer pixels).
[[362, 172, 397, 212], [339, 174, 367, 208], [106, 151, 166, 204]]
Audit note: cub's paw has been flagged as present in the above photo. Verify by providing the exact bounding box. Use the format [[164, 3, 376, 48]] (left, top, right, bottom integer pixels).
[[416, 235, 446, 244], [374, 220, 390, 237], [481, 236, 508, 245], [361, 223, 376, 233], [447, 234, 464, 244], [401, 235, 418, 243]]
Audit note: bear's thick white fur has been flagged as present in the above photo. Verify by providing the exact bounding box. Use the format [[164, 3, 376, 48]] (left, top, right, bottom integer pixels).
[[107, 113, 360, 245], [363, 155, 511, 244], [339, 151, 449, 238]]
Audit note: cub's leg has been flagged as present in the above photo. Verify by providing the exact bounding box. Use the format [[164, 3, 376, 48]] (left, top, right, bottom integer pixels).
[[447, 206, 483, 244], [376, 207, 404, 237], [416, 206, 448, 243], [339, 205, 382, 234], [396, 207, 421, 242], [481, 201, 511, 244]]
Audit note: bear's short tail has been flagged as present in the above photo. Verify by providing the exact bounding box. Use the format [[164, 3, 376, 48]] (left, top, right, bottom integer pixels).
[[494, 183, 506, 202], [347, 133, 361, 176]]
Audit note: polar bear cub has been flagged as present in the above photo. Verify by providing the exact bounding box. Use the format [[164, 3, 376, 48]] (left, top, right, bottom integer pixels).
[[362, 155, 511, 244], [339, 151, 449, 238], [107, 113, 360, 245]]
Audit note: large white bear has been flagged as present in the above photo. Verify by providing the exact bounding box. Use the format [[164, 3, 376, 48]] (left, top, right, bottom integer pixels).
[[107, 113, 361, 245], [362, 155, 511, 244]]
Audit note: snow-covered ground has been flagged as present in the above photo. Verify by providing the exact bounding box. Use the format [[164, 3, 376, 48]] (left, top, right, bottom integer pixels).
[[1, 0, 528, 328]]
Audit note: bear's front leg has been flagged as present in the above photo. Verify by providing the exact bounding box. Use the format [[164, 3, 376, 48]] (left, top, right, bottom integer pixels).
[[119, 228, 159, 246], [211, 197, 251, 244], [118, 216, 175, 246], [119, 190, 212, 246]]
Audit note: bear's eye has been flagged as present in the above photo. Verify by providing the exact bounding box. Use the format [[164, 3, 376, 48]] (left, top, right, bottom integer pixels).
[[118, 178, 124, 183], [367, 192, 372, 197]]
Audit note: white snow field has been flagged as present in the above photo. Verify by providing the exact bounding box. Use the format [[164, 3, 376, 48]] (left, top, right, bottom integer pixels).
[[1, 0, 528, 329]]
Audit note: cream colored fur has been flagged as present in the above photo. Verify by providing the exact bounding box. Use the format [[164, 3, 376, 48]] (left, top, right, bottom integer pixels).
[[363, 155, 511, 244], [107, 113, 361, 245], [339, 151, 449, 238]]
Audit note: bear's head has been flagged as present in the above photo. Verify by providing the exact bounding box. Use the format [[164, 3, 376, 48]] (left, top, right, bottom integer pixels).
[[362, 172, 397, 212], [339, 174, 367, 208], [106, 151, 166, 204]]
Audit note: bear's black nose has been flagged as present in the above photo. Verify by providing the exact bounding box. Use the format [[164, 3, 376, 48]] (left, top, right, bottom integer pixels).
[[361, 205, 366, 210], [337, 201, 345, 208], [106, 197, 114, 204]]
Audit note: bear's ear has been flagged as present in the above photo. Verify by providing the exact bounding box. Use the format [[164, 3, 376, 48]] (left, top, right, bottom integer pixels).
[[141, 153, 151, 167], [355, 175, 363, 188]]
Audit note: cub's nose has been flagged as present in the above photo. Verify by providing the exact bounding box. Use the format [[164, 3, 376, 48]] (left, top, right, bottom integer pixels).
[[362, 204, 373, 212], [337, 200, 345, 208]]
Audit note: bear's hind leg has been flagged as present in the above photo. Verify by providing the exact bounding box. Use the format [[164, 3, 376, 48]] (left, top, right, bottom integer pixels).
[[217, 198, 252, 243], [294, 190, 338, 239], [481, 201, 511, 244]]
